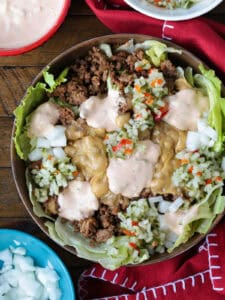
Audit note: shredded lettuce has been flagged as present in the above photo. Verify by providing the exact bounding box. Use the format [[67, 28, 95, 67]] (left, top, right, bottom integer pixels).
[[26, 169, 54, 221], [194, 65, 225, 152]]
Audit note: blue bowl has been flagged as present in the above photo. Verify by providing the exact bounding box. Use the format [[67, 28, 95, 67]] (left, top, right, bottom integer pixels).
[[0, 229, 75, 300]]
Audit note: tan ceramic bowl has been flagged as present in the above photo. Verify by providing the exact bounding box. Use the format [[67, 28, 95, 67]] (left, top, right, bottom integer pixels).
[[11, 34, 225, 266]]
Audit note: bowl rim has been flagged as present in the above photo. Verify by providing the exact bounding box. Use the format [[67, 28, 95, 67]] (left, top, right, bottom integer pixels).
[[0, 0, 71, 56], [0, 228, 75, 299], [10, 33, 225, 267], [124, 0, 223, 21]]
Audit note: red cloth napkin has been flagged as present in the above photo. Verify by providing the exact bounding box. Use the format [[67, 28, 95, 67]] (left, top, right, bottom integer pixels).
[[78, 1, 225, 298], [79, 219, 225, 299], [85, 0, 225, 83]]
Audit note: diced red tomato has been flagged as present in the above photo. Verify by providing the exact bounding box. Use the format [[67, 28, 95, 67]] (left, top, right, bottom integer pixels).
[[122, 229, 136, 236], [205, 179, 212, 185], [129, 242, 140, 252]]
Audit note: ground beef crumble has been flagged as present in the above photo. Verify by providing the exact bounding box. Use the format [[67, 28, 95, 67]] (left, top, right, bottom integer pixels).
[[58, 107, 75, 126], [51, 47, 152, 106], [43, 196, 59, 215], [160, 59, 178, 92], [73, 204, 123, 243]]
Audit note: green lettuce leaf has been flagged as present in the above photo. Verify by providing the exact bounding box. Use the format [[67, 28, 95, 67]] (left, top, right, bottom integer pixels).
[[14, 67, 69, 160], [168, 185, 225, 252], [116, 40, 182, 66], [184, 66, 194, 87], [194, 65, 225, 152], [143, 41, 182, 67], [43, 66, 69, 93], [14, 83, 46, 160], [49, 97, 79, 115], [46, 218, 149, 270]]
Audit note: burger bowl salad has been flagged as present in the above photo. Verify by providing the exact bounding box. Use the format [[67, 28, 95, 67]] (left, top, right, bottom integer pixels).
[[14, 38, 225, 270]]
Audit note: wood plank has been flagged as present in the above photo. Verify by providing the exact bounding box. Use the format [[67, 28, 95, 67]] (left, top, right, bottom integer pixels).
[[0, 16, 111, 67], [0, 168, 27, 217], [70, 0, 94, 15], [0, 118, 13, 167], [0, 67, 42, 117]]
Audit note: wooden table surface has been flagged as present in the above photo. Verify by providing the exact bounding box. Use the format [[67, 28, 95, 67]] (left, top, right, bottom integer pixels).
[[0, 0, 225, 298]]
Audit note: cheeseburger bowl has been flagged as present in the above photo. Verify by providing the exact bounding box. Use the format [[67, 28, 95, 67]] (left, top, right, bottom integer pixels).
[[11, 34, 225, 270]]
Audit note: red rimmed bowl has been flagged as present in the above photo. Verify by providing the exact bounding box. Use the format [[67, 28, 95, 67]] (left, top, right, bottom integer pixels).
[[0, 0, 71, 56]]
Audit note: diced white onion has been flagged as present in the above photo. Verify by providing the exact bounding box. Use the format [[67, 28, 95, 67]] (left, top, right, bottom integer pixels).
[[200, 134, 210, 147], [168, 197, 184, 213], [13, 254, 35, 272], [45, 125, 67, 147], [158, 200, 171, 214], [164, 240, 174, 249], [148, 196, 163, 204], [197, 119, 207, 132], [166, 232, 178, 243], [52, 147, 66, 160], [45, 125, 65, 141], [99, 43, 112, 57], [28, 149, 42, 162], [0, 249, 12, 267], [204, 126, 217, 141], [10, 247, 26, 256], [186, 131, 201, 151], [0, 247, 61, 300], [36, 137, 51, 148], [50, 135, 67, 147], [0, 282, 11, 295]]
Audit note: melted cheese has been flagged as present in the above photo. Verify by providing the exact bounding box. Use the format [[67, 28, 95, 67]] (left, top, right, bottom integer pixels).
[[163, 89, 209, 131], [80, 90, 126, 131], [28, 102, 59, 138], [106, 141, 160, 198], [58, 180, 99, 221]]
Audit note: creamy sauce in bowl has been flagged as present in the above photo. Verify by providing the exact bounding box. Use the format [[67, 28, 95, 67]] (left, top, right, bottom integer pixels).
[[0, 0, 65, 49]]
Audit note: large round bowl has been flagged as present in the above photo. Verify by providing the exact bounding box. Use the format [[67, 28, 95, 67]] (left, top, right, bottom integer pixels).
[[0, 229, 75, 299], [11, 34, 225, 267], [124, 0, 223, 21]]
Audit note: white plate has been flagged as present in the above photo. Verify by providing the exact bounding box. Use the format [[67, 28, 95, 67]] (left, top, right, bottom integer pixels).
[[124, 0, 223, 21]]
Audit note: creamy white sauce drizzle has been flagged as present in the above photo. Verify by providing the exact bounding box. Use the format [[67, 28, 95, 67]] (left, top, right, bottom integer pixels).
[[106, 140, 160, 198], [0, 0, 65, 49], [58, 180, 99, 221], [161, 205, 199, 235], [163, 89, 209, 131], [28, 102, 59, 138], [80, 90, 126, 131]]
